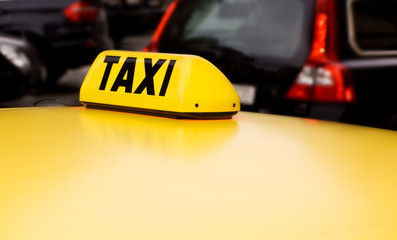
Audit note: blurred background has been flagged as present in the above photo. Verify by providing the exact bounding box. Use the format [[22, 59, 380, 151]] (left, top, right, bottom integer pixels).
[[2, 0, 397, 130], [0, 0, 173, 108]]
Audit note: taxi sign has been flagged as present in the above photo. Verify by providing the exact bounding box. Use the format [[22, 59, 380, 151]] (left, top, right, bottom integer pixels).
[[80, 50, 240, 119]]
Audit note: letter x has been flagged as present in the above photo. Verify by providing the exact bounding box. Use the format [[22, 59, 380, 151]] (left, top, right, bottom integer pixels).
[[134, 58, 166, 95]]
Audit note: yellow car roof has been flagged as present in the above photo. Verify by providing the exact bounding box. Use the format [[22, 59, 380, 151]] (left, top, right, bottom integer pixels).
[[1, 106, 397, 240]]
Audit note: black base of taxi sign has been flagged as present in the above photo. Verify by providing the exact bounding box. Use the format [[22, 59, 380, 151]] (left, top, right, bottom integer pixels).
[[80, 50, 240, 119], [84, 102, 238, 120]]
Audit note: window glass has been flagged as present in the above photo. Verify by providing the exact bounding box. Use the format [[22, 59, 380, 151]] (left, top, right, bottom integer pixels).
[[161, 0, 313, 63], [353, 0, 397, 51]]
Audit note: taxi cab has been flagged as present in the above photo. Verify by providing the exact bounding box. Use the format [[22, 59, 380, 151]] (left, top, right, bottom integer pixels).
[[1, 51, 397, 240]]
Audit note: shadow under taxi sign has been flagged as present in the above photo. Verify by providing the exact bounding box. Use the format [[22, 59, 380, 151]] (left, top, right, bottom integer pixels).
[[80, 50, 240, 119]]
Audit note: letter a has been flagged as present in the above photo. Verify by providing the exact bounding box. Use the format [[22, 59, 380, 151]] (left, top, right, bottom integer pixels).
[[110, 57, 137, 93]]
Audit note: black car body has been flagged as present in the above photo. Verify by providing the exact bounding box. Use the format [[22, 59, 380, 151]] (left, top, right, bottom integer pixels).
[[0, 34, 42, 101], [146, 0, 397, 130], [104, 0, 165, 42], [0, 0, 113, 83]]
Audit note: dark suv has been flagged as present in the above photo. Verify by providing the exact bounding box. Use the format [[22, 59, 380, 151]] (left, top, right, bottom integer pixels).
[[145, 0, 397, 130], [0, 0, 113, 83]]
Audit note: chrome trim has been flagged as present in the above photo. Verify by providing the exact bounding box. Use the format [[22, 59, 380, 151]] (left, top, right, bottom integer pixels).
[[0, 35, 27, 48], [347, 0, 397, 56]]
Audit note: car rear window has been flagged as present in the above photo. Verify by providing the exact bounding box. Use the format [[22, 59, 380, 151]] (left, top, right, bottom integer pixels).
[[160, 0, 315, 64], [349, 0, 397, 52]]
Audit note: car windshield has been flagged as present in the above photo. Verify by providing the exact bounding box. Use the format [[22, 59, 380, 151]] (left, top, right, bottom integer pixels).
[[160, 0, 314, 64]]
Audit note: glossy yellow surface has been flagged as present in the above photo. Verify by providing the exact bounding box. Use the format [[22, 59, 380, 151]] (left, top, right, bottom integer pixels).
[[80, 51, 240, 117], [1, 107, 397, 240]]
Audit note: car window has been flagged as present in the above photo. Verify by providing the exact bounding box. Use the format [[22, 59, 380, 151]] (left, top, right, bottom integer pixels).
[[160, 0, 314, 64], [350, 0, 397, 52]]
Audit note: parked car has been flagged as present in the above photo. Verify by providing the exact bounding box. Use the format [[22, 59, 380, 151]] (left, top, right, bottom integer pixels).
[[0, 34, 42, 101], [0, 0, 113, 84], [145, 0, 397, 130], [104, 0, 165, 42]]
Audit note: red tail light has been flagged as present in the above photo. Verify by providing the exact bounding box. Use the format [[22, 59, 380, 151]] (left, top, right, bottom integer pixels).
[[286, 0, 354, 103], [64, 1, 98, 24], [286, 63, 354, 102], [143, 0, 179, 52]]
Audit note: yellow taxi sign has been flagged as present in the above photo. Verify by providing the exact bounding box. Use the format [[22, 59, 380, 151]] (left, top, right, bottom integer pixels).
[[80, 50, 240, 119]]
